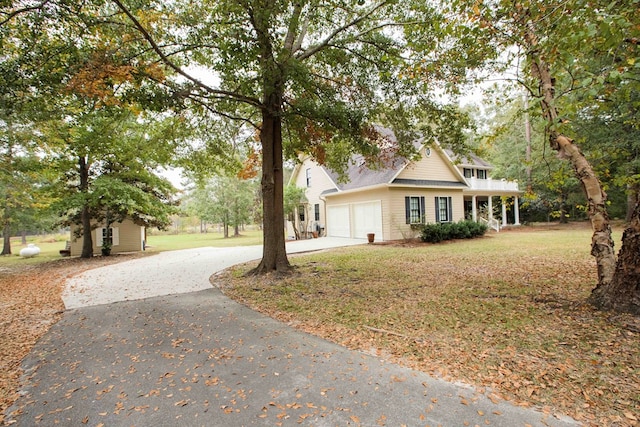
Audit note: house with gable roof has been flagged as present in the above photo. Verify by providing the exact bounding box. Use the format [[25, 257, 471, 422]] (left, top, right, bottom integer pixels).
[[288, 139, 521, 242]]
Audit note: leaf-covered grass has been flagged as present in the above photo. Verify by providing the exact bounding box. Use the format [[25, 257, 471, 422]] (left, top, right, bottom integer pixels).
[[218, 223, 640, 427], [0, 234, 70, 267]]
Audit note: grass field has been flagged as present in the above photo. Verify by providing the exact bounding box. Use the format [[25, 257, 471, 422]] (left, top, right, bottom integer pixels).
[[0, 230, 263, 268], [145, 229, 263, 251]]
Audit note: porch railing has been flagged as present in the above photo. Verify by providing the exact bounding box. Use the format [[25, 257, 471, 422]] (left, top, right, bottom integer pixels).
[[467, 177, 519, 192], [479, 217, 501, 232]]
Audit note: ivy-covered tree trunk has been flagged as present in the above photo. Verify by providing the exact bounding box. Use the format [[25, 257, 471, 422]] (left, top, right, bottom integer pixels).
[[590, 201, 640, 314], [79, 156, 93, 258]]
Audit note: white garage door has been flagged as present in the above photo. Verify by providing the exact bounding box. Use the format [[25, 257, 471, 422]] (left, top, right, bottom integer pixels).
[[353, 201, 383, 239], [327, 205, 351, 238]]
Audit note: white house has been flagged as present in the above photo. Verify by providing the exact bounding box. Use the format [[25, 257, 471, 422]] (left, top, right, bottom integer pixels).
[[288, 141, 521, 241]]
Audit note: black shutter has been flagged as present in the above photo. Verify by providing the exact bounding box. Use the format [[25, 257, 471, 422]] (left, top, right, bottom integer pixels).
[[420, 197, 426, 223], [405, 197, 410, 224], [448, 197, 453, 222], [434, 197, 440, 222]]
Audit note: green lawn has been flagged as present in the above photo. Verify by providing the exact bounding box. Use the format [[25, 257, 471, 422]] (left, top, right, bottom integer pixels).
[[0, 230, 264, 268], [145, 229, 263, 251], [0, 234, 70, 267]]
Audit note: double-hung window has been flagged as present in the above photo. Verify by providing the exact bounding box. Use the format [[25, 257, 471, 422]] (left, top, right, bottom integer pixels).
[[405, 196, 425, 224], [305, 168, 311, 187], [477, 169, 487, 179], [435, 196, 453, 223], [95, 227, 120, 246]]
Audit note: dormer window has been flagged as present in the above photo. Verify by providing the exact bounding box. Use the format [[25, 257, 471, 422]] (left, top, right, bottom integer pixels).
[[477, 169, 487, 179], [463, 168, 474, 178]]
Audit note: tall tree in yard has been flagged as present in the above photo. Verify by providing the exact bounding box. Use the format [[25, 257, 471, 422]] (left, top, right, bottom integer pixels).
[[451, 0, 640, 313], [103, 0, 467, 274], [0, 14, 57, 255], [47, 109, 180, 258]]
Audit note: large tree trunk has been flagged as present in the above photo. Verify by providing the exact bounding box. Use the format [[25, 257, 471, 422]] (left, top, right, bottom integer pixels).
[[79, 156, 93, 258], [526, 31, 617, 290], [589, 201, 640, 314], [526, 21, 640, 312], [1, 214, 11, 255], [251, 105, 290, 274]]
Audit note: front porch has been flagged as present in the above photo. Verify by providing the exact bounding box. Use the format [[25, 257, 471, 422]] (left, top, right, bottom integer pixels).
[[464, 194, 521, 231]]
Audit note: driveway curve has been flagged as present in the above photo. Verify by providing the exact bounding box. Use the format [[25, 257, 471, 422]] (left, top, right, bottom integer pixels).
[[63, 237, 365, 309], [6, 238, 579, 427]]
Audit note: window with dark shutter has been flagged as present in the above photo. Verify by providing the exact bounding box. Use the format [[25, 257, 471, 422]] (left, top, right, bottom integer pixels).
[[435, 196, 452, 223], [405, 196, 425, 224], [405, 197, 411, 224]]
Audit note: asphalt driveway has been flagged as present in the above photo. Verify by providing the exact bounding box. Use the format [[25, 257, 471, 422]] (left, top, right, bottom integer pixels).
[[6, 238, 579, 426]]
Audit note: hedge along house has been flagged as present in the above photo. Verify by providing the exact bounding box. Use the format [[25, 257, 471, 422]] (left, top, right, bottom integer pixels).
[[68, 217, 146, 256], [288, 139, 521, 242]]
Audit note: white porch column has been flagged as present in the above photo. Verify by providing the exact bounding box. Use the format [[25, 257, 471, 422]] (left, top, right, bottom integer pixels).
[[501, 199, 508, 227], [488, 196, 493, 221], [472, 195, 477, 222], [514, 196, 521, 225]]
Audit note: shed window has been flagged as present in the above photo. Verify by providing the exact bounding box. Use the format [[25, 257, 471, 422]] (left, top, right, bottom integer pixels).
[[405, 196, 425, 224], [95, 227, 120, 246]]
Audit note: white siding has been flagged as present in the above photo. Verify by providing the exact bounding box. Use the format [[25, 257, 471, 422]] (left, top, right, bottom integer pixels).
[[398, 147, 460, 182], [70, 218, 144, 256], [289, 158, 338, 235]]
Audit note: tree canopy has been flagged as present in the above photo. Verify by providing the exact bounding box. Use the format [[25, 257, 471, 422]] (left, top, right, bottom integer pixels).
[[90, 0, 473, 272]]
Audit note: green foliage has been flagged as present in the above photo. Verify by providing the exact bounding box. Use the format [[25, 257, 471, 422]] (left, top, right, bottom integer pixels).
[[184, 174, 257, 236], [413, 220, 488, 243], [47, 108, 180, 232], [283, 185, 307, 220]]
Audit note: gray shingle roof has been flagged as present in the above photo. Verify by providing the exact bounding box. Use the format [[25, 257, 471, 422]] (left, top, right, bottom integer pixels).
[[322, 155, 407, 191], [444, 149, 492, 169]]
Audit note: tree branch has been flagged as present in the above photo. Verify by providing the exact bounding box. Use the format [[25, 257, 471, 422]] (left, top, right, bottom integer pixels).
[[0, 0, 52, 26], [110, 0, 262, 109], [296, 0, 393, 61]]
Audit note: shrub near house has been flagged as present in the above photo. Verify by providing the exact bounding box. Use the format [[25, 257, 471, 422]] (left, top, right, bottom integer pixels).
[[413, 220, 488, 243]]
